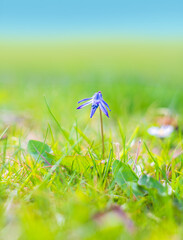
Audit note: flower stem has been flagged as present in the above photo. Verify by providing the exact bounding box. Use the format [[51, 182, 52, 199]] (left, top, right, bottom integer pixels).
[[99, 108, 105, 158]]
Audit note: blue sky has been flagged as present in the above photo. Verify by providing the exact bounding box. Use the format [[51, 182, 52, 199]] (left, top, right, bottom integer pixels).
[[1, 0, 183, 39]]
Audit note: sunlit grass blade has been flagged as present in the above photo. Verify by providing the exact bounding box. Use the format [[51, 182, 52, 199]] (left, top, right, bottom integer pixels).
[[0, 126, 9, 140], [144, 141, 169, 184], [102, 149, 113, 187], [44, 96, 79, 153], [119, 124, 139, 161], [74, 125, 92, 146]]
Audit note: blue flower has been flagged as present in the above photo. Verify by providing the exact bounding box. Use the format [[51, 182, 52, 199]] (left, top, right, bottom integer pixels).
[[77, 91, 111, 118]]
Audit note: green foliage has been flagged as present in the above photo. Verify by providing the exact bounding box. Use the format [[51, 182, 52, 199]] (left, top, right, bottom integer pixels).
[[112, 160, 138, 185], [0, 42, 183, 239], [61, 155, 93, 173], [28, 139, 94, 173], [138, 174, 167, 196], [27, 140, 55, 165], [112, 160, 146, 198]]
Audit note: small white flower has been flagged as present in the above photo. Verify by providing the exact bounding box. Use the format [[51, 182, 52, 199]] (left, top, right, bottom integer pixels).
[[148, 125, 174, 138]]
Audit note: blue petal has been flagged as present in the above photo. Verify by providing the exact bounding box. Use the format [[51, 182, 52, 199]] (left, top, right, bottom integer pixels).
[[90, 105, 98, 118], [99, 102, 109, 118], [77, 101, 92, 109], [78, 98, 92, 104], [102, 99, 111, 111]]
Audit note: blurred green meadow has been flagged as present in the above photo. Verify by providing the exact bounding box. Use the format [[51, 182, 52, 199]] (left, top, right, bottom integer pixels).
[[0, 40, 183, 239], [1, 41, 183, 123]]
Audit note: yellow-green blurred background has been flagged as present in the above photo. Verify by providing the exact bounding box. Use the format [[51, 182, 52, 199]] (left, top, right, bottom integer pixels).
[[0, 0, 183, 127]]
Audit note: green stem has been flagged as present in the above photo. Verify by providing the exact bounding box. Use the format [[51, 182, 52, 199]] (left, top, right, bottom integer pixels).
[[99, 108, 105, 159]]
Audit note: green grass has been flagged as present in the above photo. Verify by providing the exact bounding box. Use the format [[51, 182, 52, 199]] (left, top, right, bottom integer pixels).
[[0, 40, 183, 239]]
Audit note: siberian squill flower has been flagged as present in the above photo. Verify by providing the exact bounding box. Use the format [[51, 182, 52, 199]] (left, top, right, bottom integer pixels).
[[77, 91, 111, 118]]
